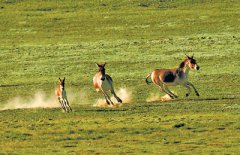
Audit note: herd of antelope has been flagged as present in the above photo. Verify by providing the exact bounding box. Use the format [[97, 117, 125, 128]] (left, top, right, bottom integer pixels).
[[55, 54, 200, 112]]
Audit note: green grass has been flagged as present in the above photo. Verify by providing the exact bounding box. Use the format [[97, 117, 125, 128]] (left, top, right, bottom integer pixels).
[[0, 0, 240, 154]]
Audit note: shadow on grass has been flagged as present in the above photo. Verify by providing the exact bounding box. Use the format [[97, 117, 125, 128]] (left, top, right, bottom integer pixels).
[[187, 97, 239, 101], [146, 97, 239, 104], [0, 84, 24, 87], [0, 83, 38, 87], [84, 108, 128, 112]]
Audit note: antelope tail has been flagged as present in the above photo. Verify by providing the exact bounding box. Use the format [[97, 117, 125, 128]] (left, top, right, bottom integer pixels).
[[145, 73, 152, 85]]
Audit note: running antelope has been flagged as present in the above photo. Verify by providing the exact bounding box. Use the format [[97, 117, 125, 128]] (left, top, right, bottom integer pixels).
[[93, 63, 122, 105], [146, 54, 200, 99], [55, 77, 72, 112]]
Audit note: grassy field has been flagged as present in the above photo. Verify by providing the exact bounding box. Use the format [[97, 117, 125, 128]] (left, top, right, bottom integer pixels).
[[0, 0, 240, 154]]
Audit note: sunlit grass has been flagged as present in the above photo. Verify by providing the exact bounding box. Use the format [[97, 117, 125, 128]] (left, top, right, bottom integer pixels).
[[0, 0, 240, 154]]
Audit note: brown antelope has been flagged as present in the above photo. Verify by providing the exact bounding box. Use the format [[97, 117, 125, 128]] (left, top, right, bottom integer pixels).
[[93, 63, 122, 105], [146, 54, 200, 99], [55, 77, 72, 112]]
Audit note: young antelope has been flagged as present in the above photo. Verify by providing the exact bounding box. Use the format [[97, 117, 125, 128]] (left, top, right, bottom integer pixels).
[[55, 77, 72, 112]]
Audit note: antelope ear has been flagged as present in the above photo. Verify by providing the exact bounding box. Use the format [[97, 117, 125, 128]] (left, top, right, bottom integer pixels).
[[185, 54, 190, 59], [191, 54, 194, 59], [95, 63, 100, 67], [63, 77, 65, 82]]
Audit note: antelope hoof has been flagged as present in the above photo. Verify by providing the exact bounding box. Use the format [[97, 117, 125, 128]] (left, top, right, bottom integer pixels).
[[169, 95, 175, 99], [186, 93, 189, 97], [118, 98, 122, 103], [106, 100, 111, 105], [196, 93, 200, 96]]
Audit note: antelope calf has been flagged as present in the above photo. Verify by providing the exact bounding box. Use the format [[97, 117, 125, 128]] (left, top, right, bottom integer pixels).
[[55, 77, 72, 112]]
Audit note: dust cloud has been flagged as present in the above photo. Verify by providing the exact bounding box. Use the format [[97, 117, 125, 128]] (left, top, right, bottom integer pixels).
[[94, 88, 132, 108], [1, 91, 59, 110], [146, 92, 174, 102], [1, 87, 175, 111], [67, 89, 91, 105]]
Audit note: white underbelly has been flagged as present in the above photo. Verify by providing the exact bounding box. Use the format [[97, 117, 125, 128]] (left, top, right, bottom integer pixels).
[[101, 80, 112, 91], [61, 90, 67, 99]]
